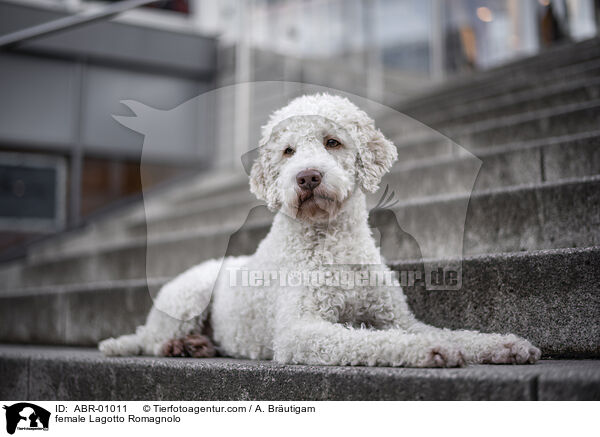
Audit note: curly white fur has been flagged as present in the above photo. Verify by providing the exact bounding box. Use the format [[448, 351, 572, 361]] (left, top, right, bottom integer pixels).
[[99, 93, 541, 367]]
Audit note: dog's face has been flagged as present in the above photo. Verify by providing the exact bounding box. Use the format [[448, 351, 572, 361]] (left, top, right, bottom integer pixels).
[[255, 115, 356, 222], [250, 94, 397, 223]]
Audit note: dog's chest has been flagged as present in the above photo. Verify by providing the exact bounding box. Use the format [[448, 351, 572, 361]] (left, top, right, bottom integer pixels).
[[297, 263, 391, 327]]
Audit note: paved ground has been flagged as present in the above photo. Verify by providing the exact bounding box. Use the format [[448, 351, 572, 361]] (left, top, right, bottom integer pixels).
[[1, 345, 598, 401]]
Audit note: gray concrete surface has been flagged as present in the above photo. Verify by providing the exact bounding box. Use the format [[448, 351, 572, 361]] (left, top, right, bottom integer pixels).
[[0, 345, 598, 400], [430, 78, 600, 127], [125, 132, 600, 238], [397, 38, 600, 118], [402, 59, 600, 127], [393, 246, 600, 358], [0, 247, 597, 358], [458, 100, 600, 148], [0, 175, 597, 290]]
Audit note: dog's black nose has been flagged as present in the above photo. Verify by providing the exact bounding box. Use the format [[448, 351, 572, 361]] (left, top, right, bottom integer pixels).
[[296, 169, 322, 190]]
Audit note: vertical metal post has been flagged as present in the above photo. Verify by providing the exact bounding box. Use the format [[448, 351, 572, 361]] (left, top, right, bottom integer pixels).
[[69, 61, 86, 226], [430, 0, 445, 81], [234, 0, 252, 169], [364, 0, 383, 103], [508, 0, 538, 56]]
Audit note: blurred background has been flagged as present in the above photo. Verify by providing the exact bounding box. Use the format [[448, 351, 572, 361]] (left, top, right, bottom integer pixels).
[[0, 0, 598, 257]]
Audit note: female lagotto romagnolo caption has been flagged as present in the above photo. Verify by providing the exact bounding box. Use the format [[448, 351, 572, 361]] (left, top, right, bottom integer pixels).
[[100, 94, 541, 367]]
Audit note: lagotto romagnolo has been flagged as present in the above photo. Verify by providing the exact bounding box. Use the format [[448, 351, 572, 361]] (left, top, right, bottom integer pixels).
[[99, 93, 541, 367]]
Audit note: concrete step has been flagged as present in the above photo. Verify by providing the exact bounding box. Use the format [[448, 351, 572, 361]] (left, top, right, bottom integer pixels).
[[385, 131, 600, 198], [390, 100, 600, 166], [0, 240, 600, 357], [390, 132, 459, 163], [139, 166, 600, 261], [399, 63, 600, 131], [0, 215, 270, 291], [393, 101, 600, 155], [24, 127, 599, 258], [0, 345, 599, 400], [24, 170, 250, 261], [0, 278, 158, 347], [428, 77, 600, 128], [103, 82, 600, 242], [454, 100, 600, 149], [394, 246, 600, 358], [169, 173, 250, 208], [1, 176, 597, 289], [0, 246, 597, 358], [385, 176, 600, 260], [394, 100, 600, 153], [404, 59, 600, 122], [124, 132, 600, 239], [24, 128, 598, 261], [399, 43, 600, 118], [127, 194, 261, 238], [422, 37, 600, 99]]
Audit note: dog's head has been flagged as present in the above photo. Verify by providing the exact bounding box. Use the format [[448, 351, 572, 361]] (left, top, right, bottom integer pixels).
[[249, 93, 397, 223]]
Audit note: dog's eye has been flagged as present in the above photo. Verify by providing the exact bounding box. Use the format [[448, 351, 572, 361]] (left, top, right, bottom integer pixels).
[[283, 146, 295, 156], [325, 138, 342, 149]]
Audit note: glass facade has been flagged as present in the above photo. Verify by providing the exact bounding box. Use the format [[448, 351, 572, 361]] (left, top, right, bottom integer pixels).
[[194, 0, 598, 76]]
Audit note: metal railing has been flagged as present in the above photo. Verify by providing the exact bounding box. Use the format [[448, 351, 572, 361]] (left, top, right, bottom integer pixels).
[[0, 0, 158, 49], [0, 0, 158, 226]]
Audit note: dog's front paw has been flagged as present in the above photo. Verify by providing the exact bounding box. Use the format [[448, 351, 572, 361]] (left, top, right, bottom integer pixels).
[[483, 337, 541, 364], [419, 346, 466, 368], [99, 337, 128, 356]]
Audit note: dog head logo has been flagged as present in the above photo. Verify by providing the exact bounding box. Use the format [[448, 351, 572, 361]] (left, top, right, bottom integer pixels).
[[242, 91, 479, 291], [113, 83, 480, 320], [3, 403, 50, 434]]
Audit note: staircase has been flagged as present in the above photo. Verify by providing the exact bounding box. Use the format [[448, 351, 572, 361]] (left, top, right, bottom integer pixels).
[[1, 38, 599, 401]]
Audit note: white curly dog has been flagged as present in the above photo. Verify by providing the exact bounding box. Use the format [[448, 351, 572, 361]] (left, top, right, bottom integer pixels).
[[100, 93, 541, 367]]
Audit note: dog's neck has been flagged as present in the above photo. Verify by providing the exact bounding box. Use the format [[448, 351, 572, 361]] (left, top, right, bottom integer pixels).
[[267, 190, 382, 266]]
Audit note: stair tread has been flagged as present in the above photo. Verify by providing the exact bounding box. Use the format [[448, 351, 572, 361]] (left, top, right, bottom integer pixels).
[[0, 344, 598, 400], [425, 76, 600, 126], [138, 132, 600, 228], [0, 175, 595, 287], [0, 246, 597, 358], [15, 127, 600, 263], [15, 124, 600, 263], [398, 40, 600, 112], [2, 244, 595, 296]]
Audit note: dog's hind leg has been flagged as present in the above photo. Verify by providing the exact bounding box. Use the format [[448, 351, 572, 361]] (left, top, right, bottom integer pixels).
[[162, 332, 216, 358], [99, 258, 223, 357]]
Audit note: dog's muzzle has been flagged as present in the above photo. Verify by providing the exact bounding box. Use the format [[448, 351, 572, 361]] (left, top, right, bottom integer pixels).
[[296, 169, 322, 191], [293, 169, 340, 221]]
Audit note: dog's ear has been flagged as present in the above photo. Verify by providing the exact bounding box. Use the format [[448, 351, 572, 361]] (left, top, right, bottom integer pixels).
[[249, 145, 280, 209], [249, 148, 268, 202], [355, 120, 398, 193]]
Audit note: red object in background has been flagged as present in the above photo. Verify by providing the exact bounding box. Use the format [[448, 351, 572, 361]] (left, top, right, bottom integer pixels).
[[147, 0, 189, 14], [101, 0, 189, 14]]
